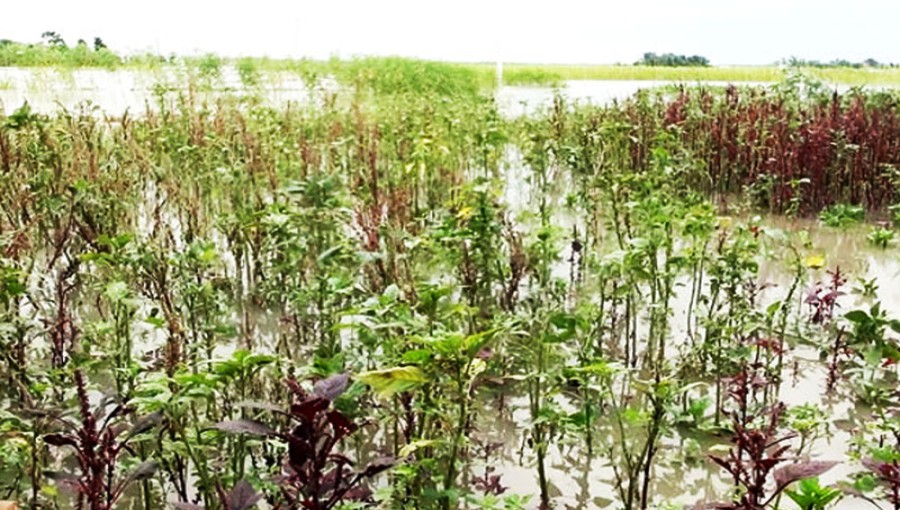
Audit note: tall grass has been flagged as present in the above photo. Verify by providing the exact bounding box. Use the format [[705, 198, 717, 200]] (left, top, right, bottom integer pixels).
[[335, 57, 487, 96]]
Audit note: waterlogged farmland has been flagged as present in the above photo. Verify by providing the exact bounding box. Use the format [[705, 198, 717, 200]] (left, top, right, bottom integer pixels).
[[3, 60, 900, 510]]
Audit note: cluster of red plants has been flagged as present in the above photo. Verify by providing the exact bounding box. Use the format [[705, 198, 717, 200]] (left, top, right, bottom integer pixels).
[[620, 86, 900, 213]]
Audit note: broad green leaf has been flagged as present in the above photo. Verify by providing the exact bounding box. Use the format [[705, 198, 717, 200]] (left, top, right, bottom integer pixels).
[[844, 310, 869, 323], [398, 439, 442, 457], [358, 366, 428, 397]]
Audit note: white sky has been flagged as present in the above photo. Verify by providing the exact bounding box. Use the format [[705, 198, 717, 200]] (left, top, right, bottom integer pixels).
[[3, 0, 899, 65]]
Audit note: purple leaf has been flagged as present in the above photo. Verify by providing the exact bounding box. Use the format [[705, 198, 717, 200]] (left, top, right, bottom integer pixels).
[[773, 460, 839, 488], [690, 503, 735, 510], [343, 485, 373, 501], [362, 456, 396, 478], [313, 373, 350, 401], [236, 400, 288, 414], [327, 410, 356, 440], [214, 419, 277, 436], [129, 460, 159, 481], [124, 412, 163, 441], [172, 503, 206, 510], [226, 479, 263, 510], [290, 398, 329, 422], [43, 470, 80, 482], [43, 433, 78, 448], [114, 460, 159, 499]]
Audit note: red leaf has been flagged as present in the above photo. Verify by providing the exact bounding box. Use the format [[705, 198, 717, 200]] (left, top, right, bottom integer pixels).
[[226, 479, 262, 510], [290, 398, 329, 422], [327, 410, 356, 440], [43, 433, 78, 448], [362, 456, 396, 478], [773, 460, 839, 488]]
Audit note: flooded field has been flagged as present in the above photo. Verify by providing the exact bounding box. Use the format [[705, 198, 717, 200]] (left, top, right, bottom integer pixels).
[[2, 63, 900, 510]]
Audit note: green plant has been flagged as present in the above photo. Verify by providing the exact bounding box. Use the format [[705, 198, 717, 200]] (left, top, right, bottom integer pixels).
[[787, 405, 831, 456], [236, 58, 260, 88], [819, 204, 865, 227], [839, 304, 900, 404], [889, 204, 900, 227], [783, 477, 842, 510], [853, 277, 879, 298], [867, 226, 895, 248], [195, 53, 223, 82]]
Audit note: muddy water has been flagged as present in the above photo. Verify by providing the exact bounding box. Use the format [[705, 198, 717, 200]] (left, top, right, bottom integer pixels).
[[3, 66, 896, 119], [494, 144, 899, 507], [0, 66, 335, 115], [494, 80, 774, 117], [471, 210, 900, 509]]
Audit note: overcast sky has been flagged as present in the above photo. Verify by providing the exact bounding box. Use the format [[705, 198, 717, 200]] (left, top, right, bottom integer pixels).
[[3, 1, 898, 65]]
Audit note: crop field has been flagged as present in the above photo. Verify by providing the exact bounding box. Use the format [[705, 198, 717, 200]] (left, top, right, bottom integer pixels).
[[3, 58, 900, 510], [484, 64, 900, 87]]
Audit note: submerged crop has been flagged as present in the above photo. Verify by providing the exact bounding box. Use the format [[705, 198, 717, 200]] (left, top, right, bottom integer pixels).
[[0, 76, 899, 510]]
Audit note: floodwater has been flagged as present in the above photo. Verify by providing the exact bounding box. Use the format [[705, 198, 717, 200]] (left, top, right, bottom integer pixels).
[[0, 66, 331, 115], [1, 67, 689, 116], [489, 171, 900, 509], [4, 68, 900, 509], [2, 66, 887, 119]]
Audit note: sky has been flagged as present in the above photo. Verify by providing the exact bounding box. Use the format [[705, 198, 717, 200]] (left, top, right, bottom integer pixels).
[[3, 0, 899, 65]]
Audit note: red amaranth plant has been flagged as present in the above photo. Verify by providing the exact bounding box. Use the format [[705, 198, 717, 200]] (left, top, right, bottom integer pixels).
[[703, 370, 838, 509], [215, 374, 395, 510], [43, 370, 161, 510], [805, 266, 847, 324], [174, 480, 263, 510], [616, 87, 900, 214]]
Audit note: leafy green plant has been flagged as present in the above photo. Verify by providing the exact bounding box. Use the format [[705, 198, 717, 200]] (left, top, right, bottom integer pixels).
[[819, 204, 865, 227], [867, 226, 895, 248], [236, 58, 260, 88], [853, 277, 879, 298], [783, 477, 842, 510], [194, 53, 223, 82]]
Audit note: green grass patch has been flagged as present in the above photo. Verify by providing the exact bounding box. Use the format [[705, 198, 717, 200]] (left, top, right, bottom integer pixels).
[[819, 203, 866, 227], [468, 63, 900, 86]]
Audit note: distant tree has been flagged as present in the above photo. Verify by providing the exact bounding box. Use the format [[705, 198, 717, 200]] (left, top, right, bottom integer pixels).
[[783, 56, 885, 69], [638, 52, 709, 67], [76, 39, 88, 47], [93, 37, 107, 51], [41, 31, 66, 47]]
